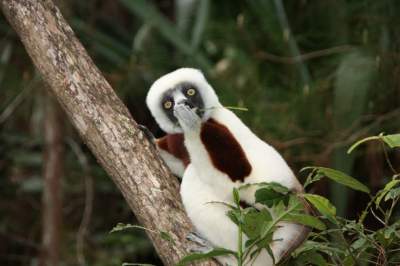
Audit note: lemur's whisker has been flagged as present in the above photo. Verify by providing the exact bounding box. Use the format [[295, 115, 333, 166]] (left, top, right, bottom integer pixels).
[[224, 106, 249, 111]]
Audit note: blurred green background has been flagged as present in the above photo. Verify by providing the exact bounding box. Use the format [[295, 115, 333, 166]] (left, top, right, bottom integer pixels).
[[0, 0, 399, 265]]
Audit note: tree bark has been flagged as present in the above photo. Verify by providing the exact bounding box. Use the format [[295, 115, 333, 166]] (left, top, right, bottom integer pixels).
[[0, 0, 218, 265], [40, 93, 63, 266]]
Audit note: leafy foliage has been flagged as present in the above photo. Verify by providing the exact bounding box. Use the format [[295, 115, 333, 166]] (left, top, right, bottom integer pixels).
[[303, 167, 370, 193], [176, 186, 321, 265]]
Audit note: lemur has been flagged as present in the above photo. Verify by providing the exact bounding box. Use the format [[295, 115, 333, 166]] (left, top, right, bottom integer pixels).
[[146, 68, 309, 265]]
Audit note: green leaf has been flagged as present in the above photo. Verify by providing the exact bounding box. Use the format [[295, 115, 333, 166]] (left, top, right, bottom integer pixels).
[[384, 226, 396, 239], [294, 250, 328, 266], [264, 245, 276, 265], [244, 238, 257, 248], [282, 195, 326, 230], [176, 248, 237, 266], [227, 209, 242, 225], [351, 238, 367, 250], [255, 188, 286, 208], [283, 213, 326, 230], [293, 241, 343, 257], [247, 246, 275, 265], [246, 221, 275, 251], [238, 182, 289, 192], [375, 228, 393, 247], [265, 182, 290, 194], [304, 194, 337, 222], [242, 209, 272, 239], [314, 167, 370, 194], [384, 187, 400, 202], [254, 183, 290, 208], [343, 255, 355, 266], [376, 179, 400, 206], [206, 200, 236, 210], [243, 196, 306, 262], [382, 134, 400, 148], [287, 195, 306, 212], [233, 188, 240, 206], [302, 167, 324, 188]]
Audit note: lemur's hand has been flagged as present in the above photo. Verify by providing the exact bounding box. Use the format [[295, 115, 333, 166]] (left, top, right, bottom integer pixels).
[[173, 104, 201, 132], [138, 124, 156, 145]]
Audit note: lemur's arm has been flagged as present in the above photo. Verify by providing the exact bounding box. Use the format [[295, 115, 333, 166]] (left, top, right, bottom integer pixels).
[[139, 125, 189, 178]]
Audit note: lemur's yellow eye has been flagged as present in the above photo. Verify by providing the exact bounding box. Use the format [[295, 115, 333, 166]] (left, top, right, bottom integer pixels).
[[163, 100, 173, 109], [186, 88, 196, 96]]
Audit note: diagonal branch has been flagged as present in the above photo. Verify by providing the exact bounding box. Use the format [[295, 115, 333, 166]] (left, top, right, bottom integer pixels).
[[0, 0, 217, 265]]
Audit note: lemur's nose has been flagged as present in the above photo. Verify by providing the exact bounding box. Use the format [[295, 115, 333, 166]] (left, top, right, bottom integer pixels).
[[177, 99, 194, 108]]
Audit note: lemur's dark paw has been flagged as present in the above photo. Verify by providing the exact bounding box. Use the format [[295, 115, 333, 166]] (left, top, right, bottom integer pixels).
[[138, 124, 155, 144], [186, 231, 209, 245]]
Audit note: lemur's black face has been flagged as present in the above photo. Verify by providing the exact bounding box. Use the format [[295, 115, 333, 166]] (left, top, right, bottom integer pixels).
[[161, 82, 205, 125]]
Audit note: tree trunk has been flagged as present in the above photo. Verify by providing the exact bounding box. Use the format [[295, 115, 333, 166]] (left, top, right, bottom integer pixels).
[[0, 0, 218, 265], [40, 93, 63, 266]]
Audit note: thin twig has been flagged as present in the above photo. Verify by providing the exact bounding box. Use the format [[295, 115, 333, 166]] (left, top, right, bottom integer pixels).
[[0, 75, 39, 124], [321, 108, 400, 158], [380, 141, 399, 175], [370, 209, 386, 226], [256, 45, 354, 65], [385, 197, 399, 225]]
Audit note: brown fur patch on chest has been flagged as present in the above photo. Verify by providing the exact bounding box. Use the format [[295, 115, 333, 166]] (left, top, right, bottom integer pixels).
[[200, 119, 252, 182], [156, 133, 190, 166]]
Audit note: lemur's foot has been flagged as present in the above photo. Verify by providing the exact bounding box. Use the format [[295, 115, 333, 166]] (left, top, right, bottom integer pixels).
[[186, 231, 210, 246], [138, 124, 155, 144], [186, 231, 213, 253]]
